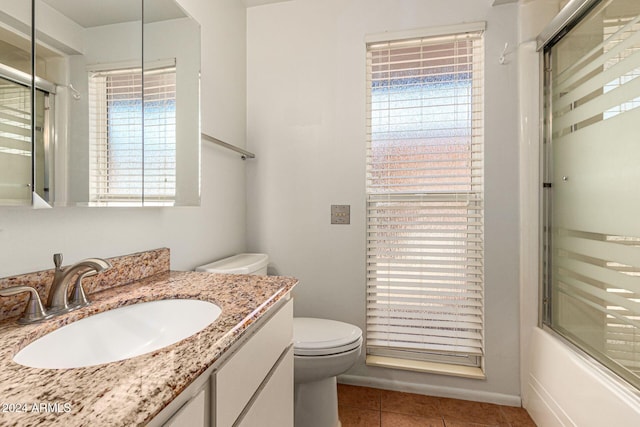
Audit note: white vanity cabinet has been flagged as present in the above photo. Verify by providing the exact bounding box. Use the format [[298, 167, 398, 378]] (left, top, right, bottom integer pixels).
[[213, 298, 293, 427], [236, 347, 293, 427], [151, 297, 294, 427]]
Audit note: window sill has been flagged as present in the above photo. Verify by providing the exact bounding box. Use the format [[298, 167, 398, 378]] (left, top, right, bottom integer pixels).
[[366, 355, 486, 380]]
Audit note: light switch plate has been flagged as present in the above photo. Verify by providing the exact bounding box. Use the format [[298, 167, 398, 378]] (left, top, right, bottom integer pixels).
[[331, 205, 350, 224]]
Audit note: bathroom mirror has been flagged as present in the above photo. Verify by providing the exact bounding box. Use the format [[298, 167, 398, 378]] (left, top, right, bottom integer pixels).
[[0, 2, 33, 206], [0, 0, 201, 207], [142, 0, 201, 207]]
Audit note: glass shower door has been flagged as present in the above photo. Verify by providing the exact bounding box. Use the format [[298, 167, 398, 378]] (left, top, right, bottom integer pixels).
[[544, 0, 640, 389]]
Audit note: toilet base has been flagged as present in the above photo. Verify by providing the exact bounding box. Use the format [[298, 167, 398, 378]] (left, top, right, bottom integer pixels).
[[294, 376, 340, 427]]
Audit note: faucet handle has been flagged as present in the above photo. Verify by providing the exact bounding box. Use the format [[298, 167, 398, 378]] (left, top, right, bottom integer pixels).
[[0, 286, 53, 324]]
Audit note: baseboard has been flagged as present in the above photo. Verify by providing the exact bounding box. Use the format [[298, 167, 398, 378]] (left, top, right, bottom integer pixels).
[[338, 374, 522, 407]]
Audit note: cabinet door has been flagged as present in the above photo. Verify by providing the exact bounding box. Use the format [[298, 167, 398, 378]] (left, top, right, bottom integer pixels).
[[214, 299, 293, 427], [237, 346, 294, 427], [163, 387, 206, 427]]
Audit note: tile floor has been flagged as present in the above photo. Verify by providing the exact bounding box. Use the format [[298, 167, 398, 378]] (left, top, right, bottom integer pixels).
[[337, 384, 536, 427]]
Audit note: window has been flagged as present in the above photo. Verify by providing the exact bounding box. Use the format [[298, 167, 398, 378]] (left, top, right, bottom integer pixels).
[[365, 27, 485, 370], [88, 64, 176, 206]]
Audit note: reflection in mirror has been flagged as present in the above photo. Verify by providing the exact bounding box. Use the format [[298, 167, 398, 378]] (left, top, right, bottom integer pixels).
[[0, 0, 201, 207], [35, 0, 145, 206], [143, 0, 200, 206], [44, 0, 201, 206], [33, 87, 52, 204], [0, 2, 66, 207], [0, 71, 31, 205], [0, 15, 32, 205], [0, 1, 200, 207], [42, 0, 201, 207]]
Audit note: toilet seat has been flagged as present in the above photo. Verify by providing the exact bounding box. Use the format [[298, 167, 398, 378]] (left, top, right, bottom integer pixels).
[[293, 318, 363, 356]]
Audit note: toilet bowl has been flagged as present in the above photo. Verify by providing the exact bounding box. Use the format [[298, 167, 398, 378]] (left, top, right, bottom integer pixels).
[[196, 253, 363, 427], [293, 317, 362, 427]]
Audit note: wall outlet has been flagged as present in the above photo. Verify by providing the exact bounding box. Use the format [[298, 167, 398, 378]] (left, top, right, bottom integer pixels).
[[331, 205, 350, 224]]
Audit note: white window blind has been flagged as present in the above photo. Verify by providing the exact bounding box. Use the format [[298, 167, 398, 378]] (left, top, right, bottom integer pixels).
[[143, 67, 177, 202], [366, 30, 485, 367], [88, 65, 176, 206], [0, 80, 31, 154], [0, 78, 32, 202]]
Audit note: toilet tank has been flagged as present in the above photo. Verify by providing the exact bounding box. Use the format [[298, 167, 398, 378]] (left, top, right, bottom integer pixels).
[[195, 253, 269, 275]]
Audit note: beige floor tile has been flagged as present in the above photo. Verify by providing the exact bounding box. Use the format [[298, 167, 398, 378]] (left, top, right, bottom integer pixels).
[[339, 406, 381, 427], [338, 384, 382, 411], [438, 398, 507, 425], [443, 421, 506, 427], [498, 406, 537, 426], [381, 411, 445, 427], [380, 390, 440, 418], [336, 385, 536, 427]]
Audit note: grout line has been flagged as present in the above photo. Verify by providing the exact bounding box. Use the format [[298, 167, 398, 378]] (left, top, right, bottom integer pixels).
[[339, 385, 534, 427]]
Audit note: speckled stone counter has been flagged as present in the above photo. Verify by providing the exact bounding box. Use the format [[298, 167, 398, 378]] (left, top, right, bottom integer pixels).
[[0, 260, 297, 426], [0, 248, 171, 322]]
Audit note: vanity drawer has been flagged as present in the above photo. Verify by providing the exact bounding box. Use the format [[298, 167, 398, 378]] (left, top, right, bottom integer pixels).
[[237, 346, 293, 427], [163, 386, 207, 427], [213, 298, 293, 427]]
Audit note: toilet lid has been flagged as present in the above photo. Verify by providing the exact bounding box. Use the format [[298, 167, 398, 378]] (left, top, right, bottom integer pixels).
[[293, 318, 363, 356]]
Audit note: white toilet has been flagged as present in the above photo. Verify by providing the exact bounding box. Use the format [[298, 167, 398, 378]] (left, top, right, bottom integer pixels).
[[196, 253, 363, 427], [195, 253, 269, 275], [293, 317, 362, 427]]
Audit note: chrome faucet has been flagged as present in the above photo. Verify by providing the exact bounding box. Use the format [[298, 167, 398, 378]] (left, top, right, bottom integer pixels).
[[0, 253, 112, 324], [47, 253, 112, 314]]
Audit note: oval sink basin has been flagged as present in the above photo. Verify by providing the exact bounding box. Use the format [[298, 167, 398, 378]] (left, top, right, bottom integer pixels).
[[14, 299, 222, 369]]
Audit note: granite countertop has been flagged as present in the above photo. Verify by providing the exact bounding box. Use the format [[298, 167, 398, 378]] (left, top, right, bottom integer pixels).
[[0, 270, 298, 426]]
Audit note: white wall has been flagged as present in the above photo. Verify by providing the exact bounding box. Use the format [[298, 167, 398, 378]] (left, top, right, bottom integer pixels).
[[518, 0, 559, 411], [0, 0, 248, 276], [246, 0, 521, 404]]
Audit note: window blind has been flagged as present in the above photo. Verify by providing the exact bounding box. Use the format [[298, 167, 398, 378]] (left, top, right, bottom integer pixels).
[[0, 80, 31, 153], [88, 65, 176, 206], [0, 77, 32, 202], [143, 67, 176, 202], [366, 30, 485, 366]]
